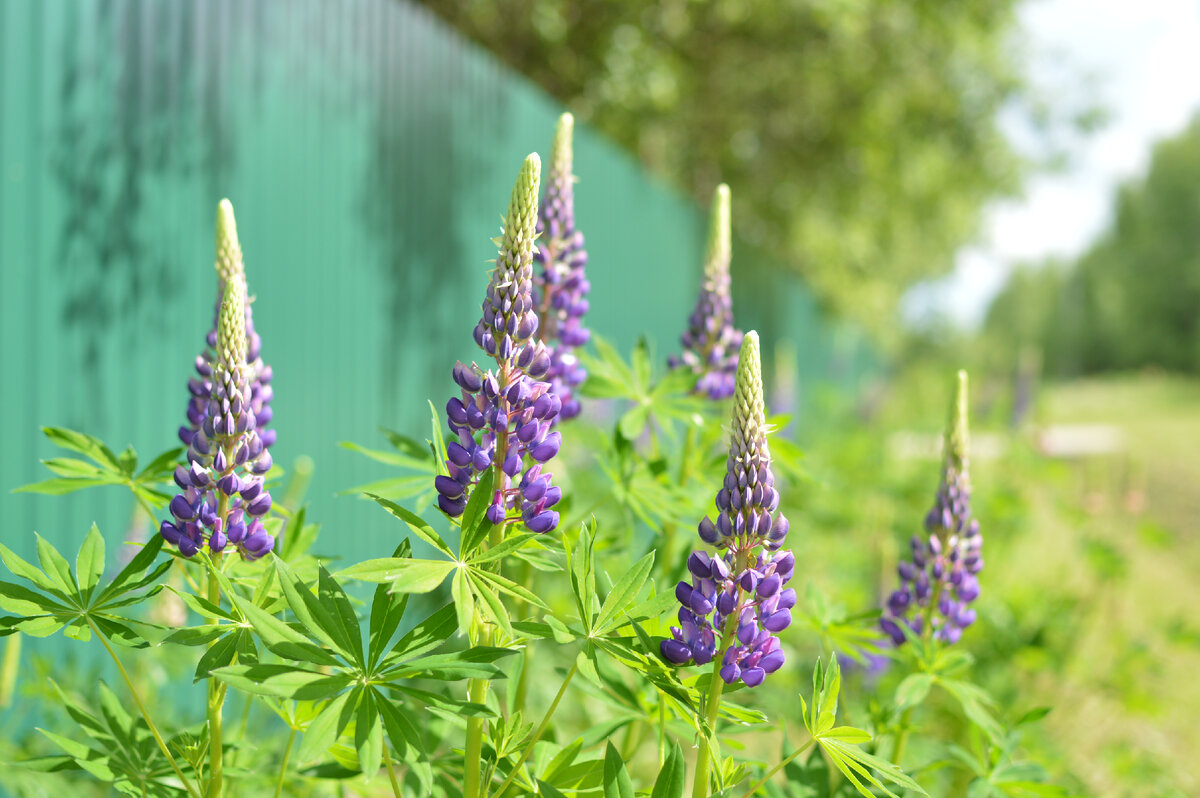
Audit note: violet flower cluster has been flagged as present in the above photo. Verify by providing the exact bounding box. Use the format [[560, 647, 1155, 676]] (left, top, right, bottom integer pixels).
[[661, 332, 794, 687], [881, 371, 982, 646], [179, 199, 276, 456], [435, 155, 564, 533], [668, 184, 744, 400], [532, 113, 590, 421], [161, 201, 275, 560]]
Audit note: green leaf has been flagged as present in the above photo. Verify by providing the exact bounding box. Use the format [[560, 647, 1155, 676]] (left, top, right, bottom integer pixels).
[[451, 568, 475, 638], [13, 478, 111, 496], [42, 427, 122, 471], [339, 558, 455, 593], [468, 532, 539, 565], [650, 741, 686, 798], [368, 540, 412, 668], [388, 604, 458, 662], [297, 691, 354, 763], [375, 687, 433, 792], [820, 727, 872, 744], [0, 543, 69, 598], [384, 647, 514, 681], [603, 740, 633, 798], [467, 570, 513, 639], [318, 565, 365, 667], [594, 550, 654, 635], [94, 535, 166, 606], [459, 468, 496, 556], [618, 405, 650, 441], [354, 692, 383, 778], [0, 580, 70, 616], [35, 534, 77, 599], [364, 495, 455, 559], [193, 630, 240, 682], [136, 446, 186, 481], [821, 738, 926, 798], [472, 567, 550, 610], [213, 664, 353, 700], [75, 525, 105, 598], [895, 673, 935, 710]]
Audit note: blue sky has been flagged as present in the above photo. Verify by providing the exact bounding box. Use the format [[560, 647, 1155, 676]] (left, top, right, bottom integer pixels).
[[904, 0, 1200, 328]]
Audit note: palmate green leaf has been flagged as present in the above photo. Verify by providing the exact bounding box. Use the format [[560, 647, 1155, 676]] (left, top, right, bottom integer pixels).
[[467, 570, 514, 638], [42, 427, 122, 471], [386, 604, 458, 663], [0, 543, 71, 598], [0, 580, 73, 617], [273, 558, 344, 655], [75, 525, 105, 599], [603, 741, 634, 798], [355, 691, 384, 778], [364, 495, 455, 559], [340, 558, 455, 593], [578, 336, 639, 400], [651, 740, 686, 798], [594, 550, 654, 635], [822, 738, 926, 798], [469, 532, 540, 565], [36, 534, 78, 599], [136, 446, 185, 482], [895, 673, 935, 710], [940, 677, 1005, 743], [339, 440, 433, 471], [473, 567, 549, 610], [194, 629, 242, 682], [368, 540, 412, 669], [318, 565, 366, 667], [213, 664, 354, 700], [95, 534, 167, 606], [459, 468, 496, 556], [452, 568, 475, 638], [40, 457, 112, 479], [298, 690, 356, 763], [374, 690, 433, 792], [382, 646, 515, 681]]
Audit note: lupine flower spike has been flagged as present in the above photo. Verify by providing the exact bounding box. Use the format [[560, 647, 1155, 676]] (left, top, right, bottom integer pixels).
[[661, 331, 794, 687], [161, 202, 275, 560], [881, 371, 982, 646], [533, 113, 590, 421], [435, 154, 564, 533], [669, 184, 744, 400], [179, 199, 275, 456]]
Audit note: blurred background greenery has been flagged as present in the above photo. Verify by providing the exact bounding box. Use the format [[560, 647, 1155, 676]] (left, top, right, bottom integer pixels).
[[3, 0, 1200, 796]]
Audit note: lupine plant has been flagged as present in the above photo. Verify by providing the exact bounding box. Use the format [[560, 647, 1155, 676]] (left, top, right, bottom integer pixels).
[[1, 121, 1070, 798]]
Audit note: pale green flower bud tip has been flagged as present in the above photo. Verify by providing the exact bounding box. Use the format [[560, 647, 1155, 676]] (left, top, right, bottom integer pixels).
[[734, 330, 764, 423], [552, 113, 574, 176], [948, 369, 970, 467], [705, 184, 732, 279], [503, 153, 542, 253], [218, 275, 248, 366], [215, 198, 244, 285]]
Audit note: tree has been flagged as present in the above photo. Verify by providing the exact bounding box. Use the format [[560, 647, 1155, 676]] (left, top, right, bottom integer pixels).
[[418, 0, 1031, 335]]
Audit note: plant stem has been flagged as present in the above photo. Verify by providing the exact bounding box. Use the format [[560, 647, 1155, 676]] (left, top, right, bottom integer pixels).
[[464, 668, 490, 798], [89, 618, 202, 798], [491, 660, 578, 798], [272, 728, 296, 798], [383, 744, 403, 798], [737, 738, 815, 798], [691, 632, 733, 798], [205, 568, 226, 798], [891, 706, 915, 766]]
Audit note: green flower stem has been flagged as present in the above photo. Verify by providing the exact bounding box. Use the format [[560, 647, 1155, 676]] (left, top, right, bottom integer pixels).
[[691, 610, 739, 798], [891, 707, 915, 766], [658, 695, 668, 767], [464, 665, 490, 798], [88, 617, 202, 798], [205, 566, 227, 798], [737, 737, 815, 798], [491, 659, 578, 798], [383, 745, 403, 798], [272, 727, 296, 798]]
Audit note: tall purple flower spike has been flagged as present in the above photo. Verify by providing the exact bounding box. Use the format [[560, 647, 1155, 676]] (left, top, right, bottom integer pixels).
[[161, 202, 275, 560], [533, 113, 590, 422], [881, 371, 982, 646], [434, 154, 564, 534], [179, 199, 275, 455], [669, 184, 744, 400], [661, 332, 794, 687]]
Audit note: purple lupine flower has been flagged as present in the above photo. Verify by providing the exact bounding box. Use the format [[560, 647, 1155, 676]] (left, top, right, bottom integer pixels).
[[660, 332, 794, 687], [179, 199, 275, 454], [435, 154, 564, 533], [160, 206, 275, 561], [668, 184, 744, 400], [880, 371, 981, 646], [532, 113, 590, 422]]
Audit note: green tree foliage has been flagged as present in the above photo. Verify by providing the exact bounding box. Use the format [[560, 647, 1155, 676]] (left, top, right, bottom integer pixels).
[[418, 0, 1029, 334], [988, 115, 1200, 376]]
